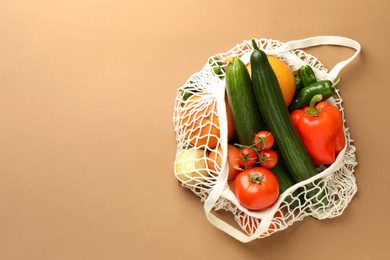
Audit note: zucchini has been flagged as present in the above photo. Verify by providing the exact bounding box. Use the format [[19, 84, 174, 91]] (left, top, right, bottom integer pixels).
[[250, 40, 324, 202], [225, 57, 265, 146]]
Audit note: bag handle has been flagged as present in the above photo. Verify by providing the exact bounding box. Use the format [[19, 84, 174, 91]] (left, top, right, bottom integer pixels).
[[275, 36, 361, 81], [203, 78, 272, 243]]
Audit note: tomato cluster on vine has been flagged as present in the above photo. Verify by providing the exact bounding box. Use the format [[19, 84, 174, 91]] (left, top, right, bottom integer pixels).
[[235, 130, 278, 170]]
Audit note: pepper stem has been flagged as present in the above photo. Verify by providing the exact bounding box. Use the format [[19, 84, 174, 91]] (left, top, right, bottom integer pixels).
[[331, 78, 341, 89], [305, 94, 323, 117], [249, 172, 263, 184]]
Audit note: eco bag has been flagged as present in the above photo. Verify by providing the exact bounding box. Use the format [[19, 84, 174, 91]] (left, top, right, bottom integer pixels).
[[173, 36, 361, 243]]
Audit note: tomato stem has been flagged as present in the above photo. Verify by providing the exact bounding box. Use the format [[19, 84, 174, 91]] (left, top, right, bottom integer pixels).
[[254, 132, 271, 151], [235, 147, 258, 170], [234, 143, 260, 153], [249, 172, 263, 184], [259, 155, 272, 163]]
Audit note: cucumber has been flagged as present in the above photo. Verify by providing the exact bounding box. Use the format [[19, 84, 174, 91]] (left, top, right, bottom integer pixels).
[[225, 57, 265, 146], [250, 40, 322, 194], [226, 57, 298, 203], [272, 162, 301, 208], [272, 163, 294, 194]]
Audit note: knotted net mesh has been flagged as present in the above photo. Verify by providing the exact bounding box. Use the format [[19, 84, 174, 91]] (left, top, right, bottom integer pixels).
[[173, 38, 358, 240]]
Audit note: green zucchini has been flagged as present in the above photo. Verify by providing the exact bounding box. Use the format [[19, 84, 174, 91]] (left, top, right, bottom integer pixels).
[[250, 40, 326, 203], [225, 57, 265, 146]]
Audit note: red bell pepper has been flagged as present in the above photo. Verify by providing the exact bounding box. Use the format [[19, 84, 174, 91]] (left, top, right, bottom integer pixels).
[[290, 94, 345, 165]]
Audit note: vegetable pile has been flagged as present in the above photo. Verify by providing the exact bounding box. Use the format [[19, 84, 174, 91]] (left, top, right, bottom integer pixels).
[[175, 40, 345, 213]]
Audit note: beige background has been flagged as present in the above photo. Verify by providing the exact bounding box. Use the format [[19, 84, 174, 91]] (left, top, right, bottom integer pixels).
[[0, 0, 389, 259]]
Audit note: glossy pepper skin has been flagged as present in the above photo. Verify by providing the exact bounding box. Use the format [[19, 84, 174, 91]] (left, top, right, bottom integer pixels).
[[299, 65, 317, 87], [295, 74, 304, 92], [290, 94, 345, 165], [288, 79, 340, 111]]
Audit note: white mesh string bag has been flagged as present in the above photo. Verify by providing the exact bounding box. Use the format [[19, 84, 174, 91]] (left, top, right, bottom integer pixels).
[[173, 36, 361, 243]]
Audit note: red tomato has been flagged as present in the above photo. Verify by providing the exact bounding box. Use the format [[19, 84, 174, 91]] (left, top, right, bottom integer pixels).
[[254, 131, 274, 151], [238, 148, 258, 169], [258, 150, 278, 169], [234, 167, 279, 211]]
